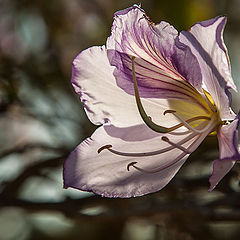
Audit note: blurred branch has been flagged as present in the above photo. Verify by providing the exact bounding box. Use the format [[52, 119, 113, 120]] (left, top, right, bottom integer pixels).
[[1, 192, 240, 222], [0, 143, 68, 160], [1, 154, 67, 198]]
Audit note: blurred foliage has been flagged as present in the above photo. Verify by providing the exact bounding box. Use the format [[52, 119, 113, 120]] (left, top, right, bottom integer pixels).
[[0, 0, 240, 239]]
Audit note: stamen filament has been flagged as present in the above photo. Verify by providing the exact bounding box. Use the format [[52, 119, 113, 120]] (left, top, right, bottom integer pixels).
[[132, 56, 213, 135], [167, 121, 209, 135], [127, 116, 217, 173], [166, 115, 211, 132], [164, 110, 215, 133], [161, 136, 191, 154], [98, 132, 197, 157]]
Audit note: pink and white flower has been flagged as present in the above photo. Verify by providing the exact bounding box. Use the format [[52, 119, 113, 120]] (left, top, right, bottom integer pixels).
[[63, 5, 240, 197]]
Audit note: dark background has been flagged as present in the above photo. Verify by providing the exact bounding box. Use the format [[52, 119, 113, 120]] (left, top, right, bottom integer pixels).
[[0, 0, 240, 239]]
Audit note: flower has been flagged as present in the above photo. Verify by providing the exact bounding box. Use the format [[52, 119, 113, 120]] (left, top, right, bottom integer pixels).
[[63, 5, 240, 198]]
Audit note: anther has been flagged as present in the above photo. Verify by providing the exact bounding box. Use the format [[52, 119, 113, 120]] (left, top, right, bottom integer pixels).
[[163, 110, 176, 115], [97, 145, 112, 154], [221, 120, 233, 125], [127, 162, 138, 171], [127, 161, 159, 173]]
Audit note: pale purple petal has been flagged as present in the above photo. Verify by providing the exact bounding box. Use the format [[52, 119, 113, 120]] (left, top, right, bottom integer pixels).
[[72, 46, 163, 127], [108, 50, 202, 101], [107, 5, 178, 63], [63, 124, 206, 198], [209, 114, 240, 191], [208, 159, 235, 192], [218, 116, 240, 159], [172, 38, 203, 91], [72, 45, 209, 128], [178, 16, 236, 120], [106, 5, 203, 100]]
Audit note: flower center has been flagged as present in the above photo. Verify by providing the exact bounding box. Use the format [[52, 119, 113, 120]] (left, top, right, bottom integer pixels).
[[97, 56, 222, 174]]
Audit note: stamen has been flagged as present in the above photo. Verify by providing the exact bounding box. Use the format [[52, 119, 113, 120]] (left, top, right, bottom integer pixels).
[[127, 162, 138, 171], [163, 110, 176, 115], [131, 57, 213, 135], [131, 56, 169, 133], [167, 121, 209, 135], [164, 115, 211, 132], [127, 116, 217, 174], [97, 132, 197, 157], [221, 120, 233, 125], [164, 110, 214, 133], [161, 136, 191, 154], [127, 130, 208, 174], [97, 145, 112, 154], [127, 161, 161, 173]]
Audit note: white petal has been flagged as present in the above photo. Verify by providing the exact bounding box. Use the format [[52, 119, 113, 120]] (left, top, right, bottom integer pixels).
[[64, 124, 208, 198], [179, 17, 236, 120], [72, 46, 212, 128]]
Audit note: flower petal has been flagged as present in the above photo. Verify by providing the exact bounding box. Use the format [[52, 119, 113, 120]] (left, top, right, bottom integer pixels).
[[178, 16, 236, 120], [72, 45, 160, 127], [106, 5, 211, 114], [64, 124, 209, 198], [72, 45, 210, 128], [209, 114, 240, 191], [108, 50, 202, 101], [107, 5, 178, 66]]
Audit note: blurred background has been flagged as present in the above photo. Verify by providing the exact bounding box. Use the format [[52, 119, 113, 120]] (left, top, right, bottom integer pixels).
[[0, 0, 240, 239]]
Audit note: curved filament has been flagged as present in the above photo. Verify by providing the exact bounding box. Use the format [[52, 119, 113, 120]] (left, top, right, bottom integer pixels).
[[132, 56, 212, 134], [127, 132, 205, 173], [127, 115, 217, 174], [98, 132, 197, 157], [167, 121, 210, 135], [165, 110, 216, 134], [161, 136, 191, 154]]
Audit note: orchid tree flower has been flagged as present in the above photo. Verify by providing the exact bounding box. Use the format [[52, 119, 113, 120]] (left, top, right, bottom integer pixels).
[[63, 5, 240, 197]]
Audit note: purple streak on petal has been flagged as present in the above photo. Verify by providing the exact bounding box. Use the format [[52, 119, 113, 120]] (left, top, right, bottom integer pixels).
[[107, 6, 183, 83], [194, 16, 227, 53], [197, 17, 220, 27], [108, 50, 200, 102], [178, 16, 237, 120], [107, 5, 209, 109], [113, 4, 143, 17], [216, 17, 227, 52], [180, 31, 227, 91], [179, 30, 234, 119], [172, 38, 202, 91]]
